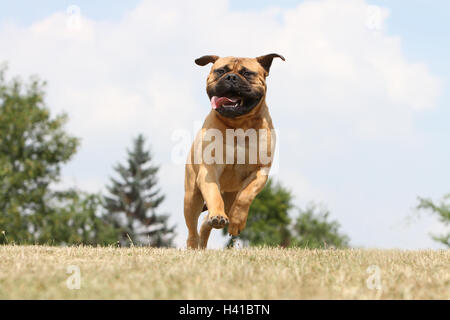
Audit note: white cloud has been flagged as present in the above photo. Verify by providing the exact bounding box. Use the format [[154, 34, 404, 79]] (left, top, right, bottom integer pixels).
[[0, 0, 442, 248]]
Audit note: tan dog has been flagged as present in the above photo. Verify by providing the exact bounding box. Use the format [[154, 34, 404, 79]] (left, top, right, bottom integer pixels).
[[184, 54, 285, 249]]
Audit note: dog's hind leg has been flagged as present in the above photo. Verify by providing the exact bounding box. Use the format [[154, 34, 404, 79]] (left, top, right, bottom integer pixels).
[[223, 192, 238, 217], [184, 187, 204, 249]]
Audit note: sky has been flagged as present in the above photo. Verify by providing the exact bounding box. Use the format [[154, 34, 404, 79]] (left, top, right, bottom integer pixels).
[[0, 0, 448, 249]]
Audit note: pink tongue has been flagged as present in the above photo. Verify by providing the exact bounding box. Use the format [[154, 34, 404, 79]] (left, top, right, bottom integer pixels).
[[211, 96, 238, 109]]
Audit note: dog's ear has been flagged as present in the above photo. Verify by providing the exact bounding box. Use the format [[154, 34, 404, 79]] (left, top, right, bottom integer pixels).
[[195, 55, 220, 66], [256, 53, 285, 74]]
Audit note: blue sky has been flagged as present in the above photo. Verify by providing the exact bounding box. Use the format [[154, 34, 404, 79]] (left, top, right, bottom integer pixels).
[[0, 0, 448, 249], [1, 0, 448, 96], [1, 0, 449, 118]]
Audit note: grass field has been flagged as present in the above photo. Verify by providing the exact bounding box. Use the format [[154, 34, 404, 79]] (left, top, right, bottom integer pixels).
[[0, 245, 448, 299]]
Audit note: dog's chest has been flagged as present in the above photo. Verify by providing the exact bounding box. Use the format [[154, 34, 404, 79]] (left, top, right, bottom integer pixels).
[[218, 164, 257, 192]]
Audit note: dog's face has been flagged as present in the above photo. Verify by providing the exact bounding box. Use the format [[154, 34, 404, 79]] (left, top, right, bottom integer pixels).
[[195, 54, 285, 118]]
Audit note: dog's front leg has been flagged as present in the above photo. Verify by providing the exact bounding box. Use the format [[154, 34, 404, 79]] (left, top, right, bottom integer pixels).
[[196, 165, 229, 229], [228, 169, 269, 236]]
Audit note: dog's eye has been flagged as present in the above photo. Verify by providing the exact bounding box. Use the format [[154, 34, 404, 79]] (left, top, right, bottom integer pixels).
[[215, 69, 225, 75], [242, 71, 255, 78]]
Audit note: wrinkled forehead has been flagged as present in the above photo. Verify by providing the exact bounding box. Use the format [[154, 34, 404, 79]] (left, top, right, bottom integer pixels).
[[212, 57, 262, 73]]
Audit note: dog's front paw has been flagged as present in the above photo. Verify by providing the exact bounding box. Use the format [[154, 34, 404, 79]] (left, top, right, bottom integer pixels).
[[208, 215, 229, 229]]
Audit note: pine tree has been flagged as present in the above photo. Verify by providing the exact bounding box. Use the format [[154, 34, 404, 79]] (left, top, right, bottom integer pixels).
[[417, 194, 450, 248], [104, 134, 175, 247]]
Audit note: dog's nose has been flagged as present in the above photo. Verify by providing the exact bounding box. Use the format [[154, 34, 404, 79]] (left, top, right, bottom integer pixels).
[[225, 73, 238, 83]]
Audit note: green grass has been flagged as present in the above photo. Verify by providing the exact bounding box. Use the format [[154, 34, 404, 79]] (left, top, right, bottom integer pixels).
[[0, 246, 448, 299]]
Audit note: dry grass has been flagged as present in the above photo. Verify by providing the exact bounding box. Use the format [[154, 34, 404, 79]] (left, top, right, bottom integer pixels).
[[0, 245, 448, 299]]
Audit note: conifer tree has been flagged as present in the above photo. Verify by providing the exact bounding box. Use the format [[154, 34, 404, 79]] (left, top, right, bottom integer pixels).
[[417, 194, 449, 248], [104, 134, 175, 247]]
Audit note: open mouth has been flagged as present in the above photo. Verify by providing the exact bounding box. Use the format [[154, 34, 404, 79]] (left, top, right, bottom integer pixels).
[[208, 88, 263, 118], [210, 96, 243, 110]]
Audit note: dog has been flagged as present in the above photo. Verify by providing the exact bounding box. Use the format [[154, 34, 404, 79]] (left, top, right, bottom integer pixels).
[[184, 54, 285, 249]]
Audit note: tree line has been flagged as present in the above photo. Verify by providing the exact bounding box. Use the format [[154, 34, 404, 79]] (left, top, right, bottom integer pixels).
[[1, 67, 447, 248], [0, 67, 174, 247]]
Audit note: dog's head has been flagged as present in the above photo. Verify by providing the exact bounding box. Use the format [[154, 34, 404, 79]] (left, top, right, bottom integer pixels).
[[195, 54, 285, 118]]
